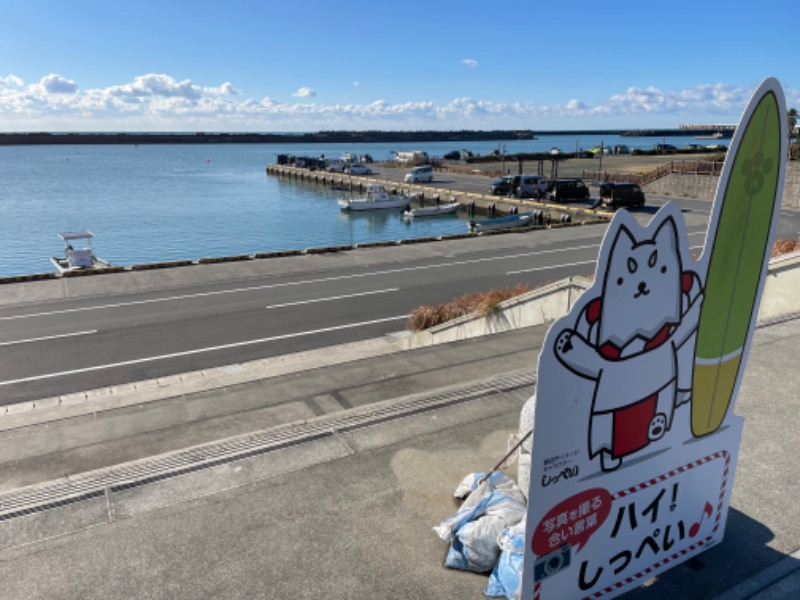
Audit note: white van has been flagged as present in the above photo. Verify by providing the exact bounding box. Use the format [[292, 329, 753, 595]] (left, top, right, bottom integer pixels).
[[327, 159, 346, 173], [515, 175, 547, 198], [397, 150, 429, 164], [405, 165, 433, 183]]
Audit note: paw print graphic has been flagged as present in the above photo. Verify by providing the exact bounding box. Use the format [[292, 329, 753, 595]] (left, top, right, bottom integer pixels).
[[555, 330, 574, 355], [741, 150, 774, 196]]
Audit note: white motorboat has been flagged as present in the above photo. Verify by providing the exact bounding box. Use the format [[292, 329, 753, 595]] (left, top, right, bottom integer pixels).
[[50, 231, 113, 273], [338, 184, 410, 211], [403, 202, 459, 218]]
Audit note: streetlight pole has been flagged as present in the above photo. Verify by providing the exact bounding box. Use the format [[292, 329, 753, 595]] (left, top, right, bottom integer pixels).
[[599, 141, 604, 174]]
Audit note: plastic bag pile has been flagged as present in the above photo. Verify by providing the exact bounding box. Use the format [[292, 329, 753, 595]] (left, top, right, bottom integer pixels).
[[433, 394, 535, 599], [433, 471, 527, 599]]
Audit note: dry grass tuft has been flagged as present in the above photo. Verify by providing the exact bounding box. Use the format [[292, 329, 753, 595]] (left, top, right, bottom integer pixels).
[[407, 284, 531, 332], [407, 238, 799, 332], [772, 238, 800, 257]]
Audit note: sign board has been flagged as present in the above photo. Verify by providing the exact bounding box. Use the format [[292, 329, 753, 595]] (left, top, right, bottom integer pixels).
[[521, 78, 788, 599]]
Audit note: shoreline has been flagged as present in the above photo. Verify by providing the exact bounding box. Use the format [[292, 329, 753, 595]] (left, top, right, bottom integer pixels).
[[0, 128, 731, 146]]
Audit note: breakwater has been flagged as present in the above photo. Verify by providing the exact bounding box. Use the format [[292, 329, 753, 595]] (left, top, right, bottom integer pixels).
[[265, 164, 609, 222]]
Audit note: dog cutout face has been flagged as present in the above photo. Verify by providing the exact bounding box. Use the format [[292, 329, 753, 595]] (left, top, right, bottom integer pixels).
[[598, 215, 683, 352]]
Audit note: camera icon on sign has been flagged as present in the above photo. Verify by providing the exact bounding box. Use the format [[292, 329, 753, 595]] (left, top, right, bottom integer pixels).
[[534, 545, 572, 583]]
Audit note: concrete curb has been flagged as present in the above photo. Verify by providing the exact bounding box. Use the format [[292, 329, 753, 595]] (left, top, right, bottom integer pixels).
[[0, 337, 403, 431]]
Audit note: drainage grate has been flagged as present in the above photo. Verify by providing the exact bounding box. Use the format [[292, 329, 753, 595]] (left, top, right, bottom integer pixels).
[[0, 371, 536, 520]]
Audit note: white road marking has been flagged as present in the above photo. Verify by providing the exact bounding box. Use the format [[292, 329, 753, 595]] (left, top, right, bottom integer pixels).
[[506, 260, 597, 276], [0, 330, 97, 347], [0, 316, 407, 387], [266, 288, 398, 309], [0, 244, 605, 321], [0, 232, 710, 322]]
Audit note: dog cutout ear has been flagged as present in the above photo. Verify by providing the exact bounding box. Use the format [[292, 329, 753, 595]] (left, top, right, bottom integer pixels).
[[653, 214, 679, 255]]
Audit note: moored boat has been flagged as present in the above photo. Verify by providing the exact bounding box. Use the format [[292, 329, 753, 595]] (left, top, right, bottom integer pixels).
[[468, 211, 534, 233], [338, 184, 410, 211], [50, 231, 113, 273], [403, 202, 459, 218]]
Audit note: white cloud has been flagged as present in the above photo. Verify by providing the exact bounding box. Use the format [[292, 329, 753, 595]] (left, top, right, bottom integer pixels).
[[37, 73, 78, 94], [0, 74, 24, 87], [461, 59, 479, 68], [106, 74, 236, 100], [293, 87, 316, 98], [353, 81, 359, 87], [0, 73, 789, 131]]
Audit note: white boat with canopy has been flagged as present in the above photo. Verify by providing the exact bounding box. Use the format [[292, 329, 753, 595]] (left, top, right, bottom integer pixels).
[[50, 231, 113, 273], [337, 184, 410, 211]]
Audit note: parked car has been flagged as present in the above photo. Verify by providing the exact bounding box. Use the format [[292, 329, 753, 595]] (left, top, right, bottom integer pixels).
[[327, 159, 346, 173], [598, 182, 646, 209], [345, 163, 372, 175], [514, 175, 548, 198], [405, 165, 433, 183], [490, 175, 515, 195], [543, 178, 590, 202], [654, 143, 678, 153]]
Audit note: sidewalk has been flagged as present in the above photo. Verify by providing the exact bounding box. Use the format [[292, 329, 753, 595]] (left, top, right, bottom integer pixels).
[[0, 316, 797, 599]]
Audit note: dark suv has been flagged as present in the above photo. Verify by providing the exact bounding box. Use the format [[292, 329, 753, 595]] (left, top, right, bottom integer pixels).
[[490, 175, 515, 195], [599, 182, 646, 209], [543, 178, 590, 202]]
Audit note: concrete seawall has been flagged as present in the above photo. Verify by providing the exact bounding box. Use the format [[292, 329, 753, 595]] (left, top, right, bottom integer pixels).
[[265, 164, 609, 221], [401, 252, 800, 349], [645, 161, 800, 208]]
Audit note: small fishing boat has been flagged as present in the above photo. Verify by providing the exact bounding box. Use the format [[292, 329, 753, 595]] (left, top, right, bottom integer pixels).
[[338, 184, 410, 211], [468, 211, 534, 233], [50, 231, 113, 273], [695, 131, 731, 140], [403, 202, 459, 218]]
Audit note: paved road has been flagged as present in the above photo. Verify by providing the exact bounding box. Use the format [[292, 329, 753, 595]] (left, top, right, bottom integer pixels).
[[0, 226, 613, 402], [0, 177, 797, 405]]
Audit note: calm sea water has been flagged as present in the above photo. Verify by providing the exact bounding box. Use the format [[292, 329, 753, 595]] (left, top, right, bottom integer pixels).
[[0, 133, 710, 277]]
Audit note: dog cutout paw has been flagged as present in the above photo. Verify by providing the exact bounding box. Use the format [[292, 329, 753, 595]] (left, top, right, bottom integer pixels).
[[648, 413, 667, 441], [555, 330, 574, 355]]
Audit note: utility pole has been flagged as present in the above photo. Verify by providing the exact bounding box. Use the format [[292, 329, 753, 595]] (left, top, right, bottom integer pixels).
[[599, 141, 604, 174]]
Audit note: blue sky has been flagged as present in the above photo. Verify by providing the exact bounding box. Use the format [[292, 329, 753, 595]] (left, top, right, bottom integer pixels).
[[0, 0, 797, 132]]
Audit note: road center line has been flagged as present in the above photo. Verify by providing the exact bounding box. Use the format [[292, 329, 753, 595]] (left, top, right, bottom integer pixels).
[[0, 330, 97, 347], [506, 259, 597, 275], [266, 288, 398, 309], [0, 244, 604, 321], [1, 232, 708, 322], [0, 316, 407, 387]]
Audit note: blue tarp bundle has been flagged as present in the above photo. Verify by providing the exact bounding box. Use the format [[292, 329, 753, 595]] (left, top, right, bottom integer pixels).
[[485, 518, 526, 599]]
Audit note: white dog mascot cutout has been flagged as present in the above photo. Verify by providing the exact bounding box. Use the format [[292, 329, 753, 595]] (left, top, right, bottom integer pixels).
[[553, 203, 704, 472]]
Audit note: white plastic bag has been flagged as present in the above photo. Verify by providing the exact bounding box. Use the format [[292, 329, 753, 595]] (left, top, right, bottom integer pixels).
[[434, 472, 526, 573], [517, 394, 537, 500]]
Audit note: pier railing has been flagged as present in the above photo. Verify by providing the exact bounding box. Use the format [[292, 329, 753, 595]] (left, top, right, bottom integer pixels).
[[582, 160, 725, 185]]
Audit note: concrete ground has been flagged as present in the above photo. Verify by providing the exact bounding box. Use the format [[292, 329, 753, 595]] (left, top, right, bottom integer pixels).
[[0, 310, 798, 599], [444, 152, 726, 179]]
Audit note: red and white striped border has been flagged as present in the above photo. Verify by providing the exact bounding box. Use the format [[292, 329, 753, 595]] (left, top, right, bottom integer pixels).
[[532, 450, 731, 600]]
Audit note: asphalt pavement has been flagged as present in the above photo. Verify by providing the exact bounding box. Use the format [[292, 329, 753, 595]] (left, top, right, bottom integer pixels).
[[0, 306, 798, 599], [0, 186, 798, 598]]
